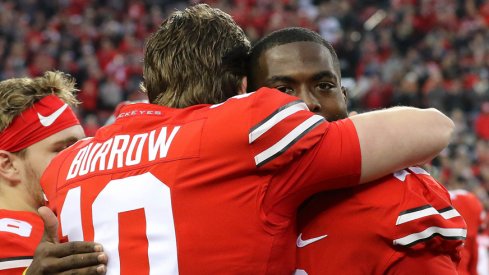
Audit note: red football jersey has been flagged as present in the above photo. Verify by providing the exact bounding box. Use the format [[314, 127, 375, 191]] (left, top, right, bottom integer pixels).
[[0, 210, 44, 275], [41, 88, 361, 274], [296, 167, 467, 275], [450, 189, 485, 275]]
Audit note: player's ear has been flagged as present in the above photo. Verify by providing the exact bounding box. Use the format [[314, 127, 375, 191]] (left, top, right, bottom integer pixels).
[[0, 150, 22, 185], [238, 77, 247, 95]]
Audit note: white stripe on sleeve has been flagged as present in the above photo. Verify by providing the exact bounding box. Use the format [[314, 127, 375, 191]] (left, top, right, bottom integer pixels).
[[393, 227, 466, 246], [396, 206, 461, 225], [254, 115, 323, 166], [0, 259, 32, 270], [249, 102, 308, 143]]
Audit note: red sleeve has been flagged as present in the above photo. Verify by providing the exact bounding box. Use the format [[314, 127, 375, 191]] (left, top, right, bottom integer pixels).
[[246, 88, 361, 220], [266, 118, 361, 219], [386, 250, 458, 274], [292, 118, 361, 190], [391, 169, 466, 262], [247, 87, 327, 170], [247, 88, 361, 190], [0, 211, 44, 274]]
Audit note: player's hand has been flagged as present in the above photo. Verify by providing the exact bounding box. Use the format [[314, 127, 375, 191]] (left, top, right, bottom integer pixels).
[[26, 206, 108, 275]]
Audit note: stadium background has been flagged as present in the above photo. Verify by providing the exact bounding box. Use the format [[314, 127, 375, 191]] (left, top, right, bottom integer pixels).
[[1, 0, 489, 257]]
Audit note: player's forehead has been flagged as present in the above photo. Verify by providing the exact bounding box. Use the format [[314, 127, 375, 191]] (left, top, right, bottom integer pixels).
[[259, 41, 337, 80], [29, 125, 85, 150]]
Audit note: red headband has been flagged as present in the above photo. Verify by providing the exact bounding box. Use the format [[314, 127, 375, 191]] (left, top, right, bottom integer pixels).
[[0, 95, 81, 152]]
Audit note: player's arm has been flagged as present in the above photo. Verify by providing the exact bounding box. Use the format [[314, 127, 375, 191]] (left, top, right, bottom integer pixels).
[[351, 107, 453, 184], [26, 207, 107, 275]]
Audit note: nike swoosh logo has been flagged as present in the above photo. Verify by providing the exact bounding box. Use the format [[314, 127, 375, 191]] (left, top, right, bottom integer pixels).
[[37, 104, 68, 127], [296, 233, 328, 248]]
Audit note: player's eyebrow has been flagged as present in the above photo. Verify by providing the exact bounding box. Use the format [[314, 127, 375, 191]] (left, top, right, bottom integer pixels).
[[53, 137, 80, 146], [265, 75, 297, 85], [311, 71, 338, 83]]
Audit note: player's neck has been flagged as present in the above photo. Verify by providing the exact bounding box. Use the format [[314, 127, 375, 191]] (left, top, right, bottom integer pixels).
[[0, 183, 38, 213]]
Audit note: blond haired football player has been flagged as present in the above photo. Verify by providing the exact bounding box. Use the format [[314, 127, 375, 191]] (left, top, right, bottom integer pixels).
[[0, 71, 107, 274]]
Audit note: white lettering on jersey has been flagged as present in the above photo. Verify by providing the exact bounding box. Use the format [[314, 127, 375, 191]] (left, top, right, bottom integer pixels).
[[107, 135, 130, 170], [0, 218, 32, 237], [60, 186, 84, 241], [80, 143, 101, 175], [67, 126, 180, 180], [126, 133, 148, 166], [91, 138, 114, 172], [68, 146, 88, 179], [117, 110, 162, 119], [60, 173, 178, 274], [148, 126, 180, 161]]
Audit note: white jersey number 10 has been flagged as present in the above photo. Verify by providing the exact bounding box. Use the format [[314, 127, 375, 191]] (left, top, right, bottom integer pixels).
[[59, 172, 178, 275]]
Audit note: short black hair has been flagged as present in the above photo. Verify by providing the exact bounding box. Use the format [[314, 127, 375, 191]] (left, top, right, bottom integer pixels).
[[248, 27, 340, 92]]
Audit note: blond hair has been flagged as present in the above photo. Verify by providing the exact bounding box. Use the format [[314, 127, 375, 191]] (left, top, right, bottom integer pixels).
[[141, 4, 250, 108], [0, 71, 80, 131]]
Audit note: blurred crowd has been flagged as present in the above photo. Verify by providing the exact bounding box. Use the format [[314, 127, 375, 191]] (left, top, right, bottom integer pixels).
[[0, 0, 488, 207]]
